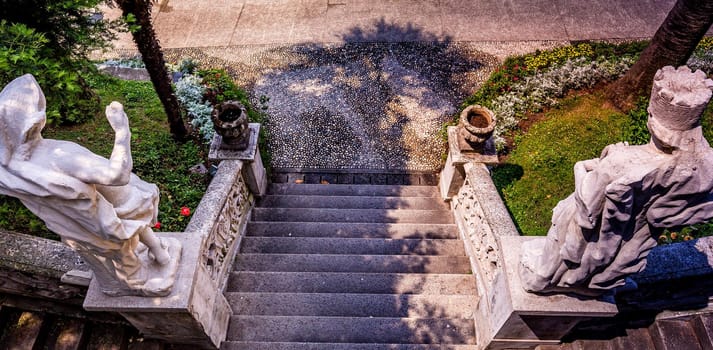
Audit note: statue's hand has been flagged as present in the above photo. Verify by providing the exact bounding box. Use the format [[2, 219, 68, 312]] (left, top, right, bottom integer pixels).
[[576, 158, 599, 172], [105, 102, 130, 135], [600, 142, 627, 159]]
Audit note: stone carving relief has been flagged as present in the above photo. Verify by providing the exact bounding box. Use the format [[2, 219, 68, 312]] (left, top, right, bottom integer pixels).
[[520, 66, 713, 296], [0, 75, 181, 297], [455, 175, 500, 285], [203, 170, 250, 284]]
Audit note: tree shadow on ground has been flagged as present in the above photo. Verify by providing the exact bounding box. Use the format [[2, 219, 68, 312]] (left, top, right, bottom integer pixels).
[[245, 17, 495, 171]]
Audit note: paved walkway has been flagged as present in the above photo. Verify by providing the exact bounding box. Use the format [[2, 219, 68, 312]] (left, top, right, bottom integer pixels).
[[107, 0, 679, 49]]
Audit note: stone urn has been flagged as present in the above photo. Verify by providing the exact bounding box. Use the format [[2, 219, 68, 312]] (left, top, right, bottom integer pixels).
[[212, 100, 250, 150], [458, 104, 495, 152]]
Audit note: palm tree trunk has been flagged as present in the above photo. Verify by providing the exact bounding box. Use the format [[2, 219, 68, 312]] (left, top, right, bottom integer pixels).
[[118, 0, 188, 141], [607, 0, 713, 111]]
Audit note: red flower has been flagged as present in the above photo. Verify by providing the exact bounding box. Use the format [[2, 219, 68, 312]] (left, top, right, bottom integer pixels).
[[153, 221, 162, 229], [180, 206, 191, 216], [513, 76, 519, 81]]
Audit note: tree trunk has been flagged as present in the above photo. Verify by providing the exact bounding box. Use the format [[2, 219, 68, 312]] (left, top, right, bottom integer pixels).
[[607, 0, 713, 111], [118, 0, 188, 141]]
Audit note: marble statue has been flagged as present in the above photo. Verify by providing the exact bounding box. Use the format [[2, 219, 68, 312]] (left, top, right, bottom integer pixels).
[[0, 74, 181, 297], [520, 66, 713, 297]]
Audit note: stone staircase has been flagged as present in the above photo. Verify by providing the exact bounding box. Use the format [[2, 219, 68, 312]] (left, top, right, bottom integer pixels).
[[221, 182, 478, 349]]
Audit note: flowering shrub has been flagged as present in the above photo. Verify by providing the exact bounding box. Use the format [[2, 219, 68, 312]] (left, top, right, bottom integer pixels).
[[101, 56, 145, 68], [187, 102, 214, 141], [659, 224, 712, 244], [175, 74, 205, 105], [199, 69, 247, 104], [523, 43, 595, 71], [462, 41, 647, 114], [688, 37, 713, 74], [178, 58, 198, 75], [489, 56, 634, 150], [175, 74, 215, 141]]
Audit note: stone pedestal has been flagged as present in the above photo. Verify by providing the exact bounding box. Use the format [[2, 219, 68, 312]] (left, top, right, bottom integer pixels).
[[478, 235, 618, 350], [84, 233, 230, 349], [439, 126, 497, 201], [209, 123, 267, 197]]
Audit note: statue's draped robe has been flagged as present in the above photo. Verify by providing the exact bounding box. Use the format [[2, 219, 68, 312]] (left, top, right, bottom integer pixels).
[[526, 140, 713, 293], [0, 158, 159, 289], [0, 74, 159, 291]]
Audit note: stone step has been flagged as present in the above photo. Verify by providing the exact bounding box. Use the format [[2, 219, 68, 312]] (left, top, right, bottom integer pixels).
[[234, 254, 471, 274], [85, 322, 131, 350], [0, 310, 45, 350], [252, 208, 453, 224], [222, 341, 477, 350], [240, 237, 465, 255], [226, 293, 476, 318], [257, 195, 450, 210], [267, 184, 440, 197], [44, 317, 86, 350], [226, 272, 477, 295], [613, 327, 656, 350], [691, 314, 713, 350], [570, 339, 615, 350], [227, 316, 476, 344], [246, 222, 458, 239], [649, 319, 702, 350]]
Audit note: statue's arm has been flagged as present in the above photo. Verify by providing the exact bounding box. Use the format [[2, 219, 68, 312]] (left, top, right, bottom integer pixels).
[[574, 159, 607, 229], [102, 102, 132, 185], [42, 102, 133, 186]]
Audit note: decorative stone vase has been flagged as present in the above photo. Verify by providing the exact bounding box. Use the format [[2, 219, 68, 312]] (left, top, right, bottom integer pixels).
[[458, 104, 495, 152], [212, 100, 250, 150]]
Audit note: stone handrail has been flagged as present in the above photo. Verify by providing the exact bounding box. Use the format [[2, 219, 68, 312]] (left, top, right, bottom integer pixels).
[[185, 160, 253, 292], [451, 162, 518, 289], [0, 230, 87, 305]]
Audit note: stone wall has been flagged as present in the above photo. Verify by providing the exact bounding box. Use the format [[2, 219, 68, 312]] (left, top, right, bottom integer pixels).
[[0, 230, 88, 305]]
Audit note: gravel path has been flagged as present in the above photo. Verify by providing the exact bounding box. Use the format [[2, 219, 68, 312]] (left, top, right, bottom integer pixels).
[[104, 41, 567, 171]]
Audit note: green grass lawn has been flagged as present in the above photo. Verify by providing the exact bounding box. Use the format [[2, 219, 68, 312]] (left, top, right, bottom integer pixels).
[[493, 90, 713, 237], [491, 93, 627, 236], [0, 74, 209, 238]]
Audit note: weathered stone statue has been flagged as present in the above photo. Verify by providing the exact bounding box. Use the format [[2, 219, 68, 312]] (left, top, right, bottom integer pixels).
[[0, 74, 181, 297], [520, 66, 713, 296]]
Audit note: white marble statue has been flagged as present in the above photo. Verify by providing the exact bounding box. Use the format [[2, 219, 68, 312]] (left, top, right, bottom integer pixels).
[[0, 74, 181, 297], [520, 66, 713, 297]]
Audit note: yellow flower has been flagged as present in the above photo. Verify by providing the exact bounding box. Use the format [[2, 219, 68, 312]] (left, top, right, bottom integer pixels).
[[670, 232, 678, 240], [684, 235, 694, 241]]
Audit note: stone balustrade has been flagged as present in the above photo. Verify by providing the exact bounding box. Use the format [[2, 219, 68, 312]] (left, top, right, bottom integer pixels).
[[83, 126, 266, 349], [442, 154, 713, 350]]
